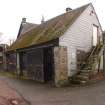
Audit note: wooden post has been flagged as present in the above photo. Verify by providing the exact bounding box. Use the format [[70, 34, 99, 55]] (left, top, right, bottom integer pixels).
[[2, 45, 7, 70], [103, 49, 105, 72], [98, 57, 101, 73], [16, 53, 20, 76], [3, 53, 7, 70]]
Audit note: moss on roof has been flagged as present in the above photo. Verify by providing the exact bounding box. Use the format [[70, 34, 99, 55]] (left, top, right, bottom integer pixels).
[[8, 3, 90, 51]]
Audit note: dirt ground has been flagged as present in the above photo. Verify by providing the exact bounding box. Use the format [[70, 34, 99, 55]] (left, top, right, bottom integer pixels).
[[0, 77, 30, 105], [1, 76, 105, 105]]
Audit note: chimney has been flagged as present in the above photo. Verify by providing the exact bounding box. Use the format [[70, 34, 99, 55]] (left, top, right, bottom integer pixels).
[[41, 15, 45, 24], [66, 7, 72, 12], [22, 17, 26, 24]]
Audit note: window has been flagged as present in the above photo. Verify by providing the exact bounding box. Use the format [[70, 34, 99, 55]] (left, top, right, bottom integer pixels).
[[93, 25, 98, 46]]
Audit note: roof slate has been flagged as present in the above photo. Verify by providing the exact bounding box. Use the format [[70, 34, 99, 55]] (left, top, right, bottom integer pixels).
[[8, 3, 90, 51], [17, 22, 38, 38], [20, 23, 38, 36]]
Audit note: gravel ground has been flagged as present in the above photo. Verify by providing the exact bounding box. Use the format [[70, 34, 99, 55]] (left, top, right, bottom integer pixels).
[[1, 76, 105, 105]]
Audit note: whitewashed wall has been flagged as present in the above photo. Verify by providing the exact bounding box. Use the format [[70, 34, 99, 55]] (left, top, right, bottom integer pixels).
[[59, 4, 102, 76]]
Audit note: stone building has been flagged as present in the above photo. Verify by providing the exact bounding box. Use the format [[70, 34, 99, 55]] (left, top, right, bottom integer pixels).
[[7, 3, 103, 86]]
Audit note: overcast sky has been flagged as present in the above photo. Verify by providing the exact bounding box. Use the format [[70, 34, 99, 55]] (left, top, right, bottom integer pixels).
[[0, 0, 104, 44]]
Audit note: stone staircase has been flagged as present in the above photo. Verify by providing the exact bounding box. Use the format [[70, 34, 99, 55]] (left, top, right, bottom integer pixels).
[[71, 42, 104, 84]]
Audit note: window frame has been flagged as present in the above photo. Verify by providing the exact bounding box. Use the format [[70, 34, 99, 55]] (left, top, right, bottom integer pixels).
[[92, 24, 99, 46]]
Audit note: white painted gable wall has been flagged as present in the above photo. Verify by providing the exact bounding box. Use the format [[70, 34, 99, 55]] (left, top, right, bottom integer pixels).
[[59, 4, 102, 76]]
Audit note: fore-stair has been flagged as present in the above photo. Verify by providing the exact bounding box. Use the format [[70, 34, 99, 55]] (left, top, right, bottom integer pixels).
[[71, 42, 104, 84]]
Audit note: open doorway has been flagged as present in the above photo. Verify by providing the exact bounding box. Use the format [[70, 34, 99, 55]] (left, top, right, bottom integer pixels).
[[43, 47, 54, 82], [93, 24, 98, 46]]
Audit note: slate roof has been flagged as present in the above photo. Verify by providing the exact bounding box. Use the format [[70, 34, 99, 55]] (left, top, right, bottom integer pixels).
[[8, 3, 90, 51], [17, 22, 38, 38], [19, 23, 38, 36]]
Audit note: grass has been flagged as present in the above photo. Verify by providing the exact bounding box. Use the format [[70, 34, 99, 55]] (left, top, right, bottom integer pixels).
[[0, 71, 17, 78], [0, 71, 28, 80]]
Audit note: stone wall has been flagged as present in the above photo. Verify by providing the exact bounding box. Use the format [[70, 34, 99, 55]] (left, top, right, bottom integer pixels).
[[54, 46, 68, 87]]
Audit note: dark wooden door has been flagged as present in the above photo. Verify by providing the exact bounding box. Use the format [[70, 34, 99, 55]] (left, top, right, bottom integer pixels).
[[43, 47, 54, 82]]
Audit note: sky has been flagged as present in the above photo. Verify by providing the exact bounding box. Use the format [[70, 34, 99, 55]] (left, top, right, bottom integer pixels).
[[0, 0, 104, 44]]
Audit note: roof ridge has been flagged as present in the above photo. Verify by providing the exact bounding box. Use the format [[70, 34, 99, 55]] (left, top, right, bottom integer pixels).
[[8, 3, 91, 51], [41, 3, 91, 24], [73, 3, 91, 10]]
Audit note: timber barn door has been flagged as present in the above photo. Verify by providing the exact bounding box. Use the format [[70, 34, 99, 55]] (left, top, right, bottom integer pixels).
[[43, 47, 54, 82]]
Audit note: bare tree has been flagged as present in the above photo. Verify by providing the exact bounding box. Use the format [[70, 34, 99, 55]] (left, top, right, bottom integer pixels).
[[9, 39, 15, 46], [0, 32, 3, 43]]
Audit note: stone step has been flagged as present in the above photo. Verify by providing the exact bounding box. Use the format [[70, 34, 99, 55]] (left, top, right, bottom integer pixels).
[[71, 79, 87, 84], [80, 72, 90, 76], [92, 55, 98, 57], [76, 75, 89, 81], [71, 72, 90, 84], [92, 57, 97, 59], [80, 80, 87, 84], [80, 70, 91, 73], [71, 79, 81, 84], [84, 67, 92, 70], [71, 44, 103, 85]]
